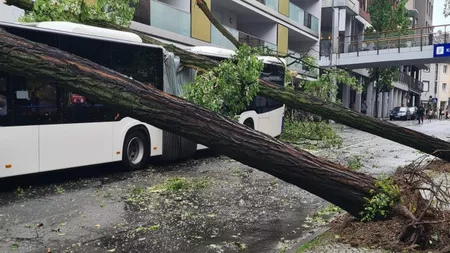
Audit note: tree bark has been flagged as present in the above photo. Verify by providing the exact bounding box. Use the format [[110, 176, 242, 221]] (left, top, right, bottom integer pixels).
[[5, 0, 450, 162], [0, 28, 379, 218], [258, 81, 450, 161]]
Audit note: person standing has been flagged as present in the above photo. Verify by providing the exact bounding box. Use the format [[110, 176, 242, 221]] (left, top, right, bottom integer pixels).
[[417, 103, 425, 124], [361, 100, 367, 114]]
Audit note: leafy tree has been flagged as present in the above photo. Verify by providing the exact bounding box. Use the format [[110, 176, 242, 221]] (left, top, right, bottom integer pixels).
[[183, 44, 263, 118], [445, 0, 450, 17], [19, 0, 139, 26], [366, 0, 410, 117]]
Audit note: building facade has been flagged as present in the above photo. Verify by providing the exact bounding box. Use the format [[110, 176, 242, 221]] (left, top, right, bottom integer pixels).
[[131, 0, 321, 76], [436, 63, 450, 110]]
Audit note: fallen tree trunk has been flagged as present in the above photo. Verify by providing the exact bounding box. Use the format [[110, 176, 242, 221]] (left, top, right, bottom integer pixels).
[[6, 0, 450, 162], [258, 81, 450, 161], [0, 28, 378, 218]]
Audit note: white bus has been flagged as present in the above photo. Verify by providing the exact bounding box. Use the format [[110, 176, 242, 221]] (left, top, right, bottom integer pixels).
[[187, 46, 286, 139], [0, 21, 285, 178]]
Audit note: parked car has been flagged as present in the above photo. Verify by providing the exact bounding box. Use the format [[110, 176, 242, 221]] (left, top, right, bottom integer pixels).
[[390, 106, 411, 120], [408, 106, 418, 120]]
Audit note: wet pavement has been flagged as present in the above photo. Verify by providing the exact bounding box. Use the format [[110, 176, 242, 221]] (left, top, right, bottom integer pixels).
[[314, 119, 450, 176], [0, 155, 324, 253], [0, 119, 449, 253]]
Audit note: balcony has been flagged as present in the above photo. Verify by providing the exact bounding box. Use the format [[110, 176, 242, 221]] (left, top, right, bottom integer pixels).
[[239, 31, 277, 52], [288, 3, 319, 32], [398, 72, 424, 94], [211, 24, 277, 52], [255, 0, 279, 12], [322, 0, 359, 15], [149, 0, 190, 37]]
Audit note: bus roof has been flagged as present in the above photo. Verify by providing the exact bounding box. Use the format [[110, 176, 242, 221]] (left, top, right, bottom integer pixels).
[[187, 46, 286, 66], [31, 21, 143, 43], [0, 21, 166, 51]]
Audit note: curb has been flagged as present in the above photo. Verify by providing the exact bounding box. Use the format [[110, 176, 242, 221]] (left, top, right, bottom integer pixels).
[[286, 226, 331, 253]]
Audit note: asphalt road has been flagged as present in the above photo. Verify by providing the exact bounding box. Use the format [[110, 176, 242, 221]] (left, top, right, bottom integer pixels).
[[0, 119, 448, 253]]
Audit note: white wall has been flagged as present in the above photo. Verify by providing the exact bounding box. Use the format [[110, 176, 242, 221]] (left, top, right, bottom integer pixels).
[[238, 22, 277, 44], [420, 63, 437, 101], [437, 63, 449, 106], [161, 0, 190, 13], [212, 9, 238, 29], [0, 2, 24, 22]]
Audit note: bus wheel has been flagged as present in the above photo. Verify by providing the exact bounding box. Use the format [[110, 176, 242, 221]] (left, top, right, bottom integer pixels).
[[122, 130, 149, 170]]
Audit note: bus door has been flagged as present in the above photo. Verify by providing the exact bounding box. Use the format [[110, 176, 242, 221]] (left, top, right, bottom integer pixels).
[[0, 74, 39, 178]]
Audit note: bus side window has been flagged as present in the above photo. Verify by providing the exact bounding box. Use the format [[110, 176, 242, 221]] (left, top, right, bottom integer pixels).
[[110, 42, 163, 90], [59, 34, 115, 124], [61, 91, 115, 123], [10, 76, 58, 126]]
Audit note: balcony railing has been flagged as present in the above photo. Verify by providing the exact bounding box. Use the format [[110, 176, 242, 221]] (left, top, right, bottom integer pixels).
[[288, 2, 319, 32], [238, 31, 277, 52], [398, 72, 424, 94], [338, 24, 450, 55], [150, 0, 190, 37], [210, 24, 278, 53], [322, 0, 359, 14], [255, 0, 278, 11]]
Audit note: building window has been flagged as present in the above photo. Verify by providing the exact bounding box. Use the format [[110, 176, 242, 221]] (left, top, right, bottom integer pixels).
[[443, 83, 447, 93], [444, 65, 448, 74], [423, 81, 430, 92]]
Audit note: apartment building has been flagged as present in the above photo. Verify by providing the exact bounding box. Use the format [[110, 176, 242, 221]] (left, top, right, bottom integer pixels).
[[420, 64, 437, 107], [435, 63, 450, 110], [131, 0, 321, 76], [1, 0, 321, 76], [415, 0, 434, 28], [420, 61, 449, 111]]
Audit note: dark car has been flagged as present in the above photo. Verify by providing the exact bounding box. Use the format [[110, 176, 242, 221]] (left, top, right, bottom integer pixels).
[[390, 106, 410, 120]]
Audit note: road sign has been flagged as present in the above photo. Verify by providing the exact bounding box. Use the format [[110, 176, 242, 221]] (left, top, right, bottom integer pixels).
[[432, 98, 438, 103], [434, 43, 450, 57]]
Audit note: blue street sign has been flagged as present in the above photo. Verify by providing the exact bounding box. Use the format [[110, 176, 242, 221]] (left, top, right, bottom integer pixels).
[[434, 43, 450, 57], [432, 98, 438, 103]]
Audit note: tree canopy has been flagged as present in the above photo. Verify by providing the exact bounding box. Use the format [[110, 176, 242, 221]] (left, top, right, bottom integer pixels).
[[366, 0, 410, 113], [445, 0, 450, 17]]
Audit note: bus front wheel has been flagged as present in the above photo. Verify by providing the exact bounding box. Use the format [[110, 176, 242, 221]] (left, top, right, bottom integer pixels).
[[122, 130, 150, 170]]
